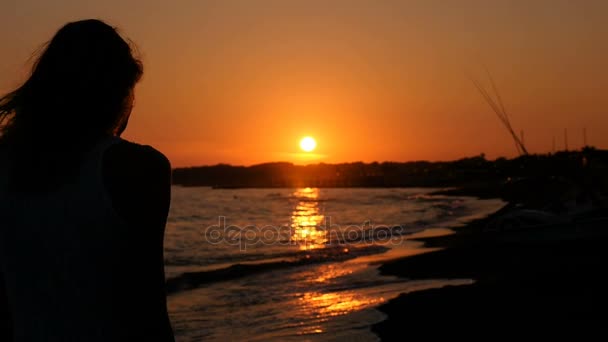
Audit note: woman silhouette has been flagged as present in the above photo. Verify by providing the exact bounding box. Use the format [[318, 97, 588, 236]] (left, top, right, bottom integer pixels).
[[0, 19, 175, 341]]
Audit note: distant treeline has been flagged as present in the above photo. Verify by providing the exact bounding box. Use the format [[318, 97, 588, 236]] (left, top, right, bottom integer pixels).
[[172, 147, 608, 190]]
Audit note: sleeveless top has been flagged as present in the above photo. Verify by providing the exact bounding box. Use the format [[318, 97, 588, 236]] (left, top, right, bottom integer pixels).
[[0, 136, 153, 341]]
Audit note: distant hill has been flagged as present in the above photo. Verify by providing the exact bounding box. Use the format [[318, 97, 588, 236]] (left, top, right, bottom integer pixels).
[[172, 148, 608, 192]]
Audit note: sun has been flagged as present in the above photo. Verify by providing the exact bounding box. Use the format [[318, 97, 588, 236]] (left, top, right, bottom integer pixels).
[[299, 136, 317, 152]]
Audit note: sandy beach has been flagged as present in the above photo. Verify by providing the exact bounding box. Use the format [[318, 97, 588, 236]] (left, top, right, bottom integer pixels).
[[372, 203, 608, 339]]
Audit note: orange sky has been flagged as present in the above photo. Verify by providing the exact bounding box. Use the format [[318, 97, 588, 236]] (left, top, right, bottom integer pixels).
[[1, 0, 607, 167]]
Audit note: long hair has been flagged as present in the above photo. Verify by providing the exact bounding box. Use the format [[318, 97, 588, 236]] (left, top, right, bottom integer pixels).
[[0, 19, 143, 192]]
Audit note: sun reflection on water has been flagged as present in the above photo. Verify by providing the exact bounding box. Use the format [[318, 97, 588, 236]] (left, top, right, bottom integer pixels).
[[300, 291, 385, 318], [284, 262, 389, 336], [293, 287, 386, 336], [290, 188, 328, 250], [288, 189, 388, 336]]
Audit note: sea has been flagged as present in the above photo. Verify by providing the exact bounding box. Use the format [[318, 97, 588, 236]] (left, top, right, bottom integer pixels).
[[164, 187, 504, 341]]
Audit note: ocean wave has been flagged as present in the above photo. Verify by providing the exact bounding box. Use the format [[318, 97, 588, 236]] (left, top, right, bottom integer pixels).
[[165, 244, 389, 294]]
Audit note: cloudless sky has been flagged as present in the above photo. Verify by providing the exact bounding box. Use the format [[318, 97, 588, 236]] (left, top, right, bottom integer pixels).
[[1, 0, 607, 166]]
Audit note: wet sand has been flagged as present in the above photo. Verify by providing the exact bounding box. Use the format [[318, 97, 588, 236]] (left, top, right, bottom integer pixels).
[[372, 207, 608, 339]]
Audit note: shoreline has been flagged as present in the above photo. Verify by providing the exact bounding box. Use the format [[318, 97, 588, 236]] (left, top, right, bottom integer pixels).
[[371, 198, 608, 339]]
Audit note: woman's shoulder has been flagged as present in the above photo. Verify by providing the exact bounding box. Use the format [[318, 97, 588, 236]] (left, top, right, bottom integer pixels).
[[102, 139, 172, 229], [105, 139, 171, 173], [102, 139, 171, 197]]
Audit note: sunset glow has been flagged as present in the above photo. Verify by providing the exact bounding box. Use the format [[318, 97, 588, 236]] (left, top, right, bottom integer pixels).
[[1, 1, 607, 167], [299, 137, 317, 152]]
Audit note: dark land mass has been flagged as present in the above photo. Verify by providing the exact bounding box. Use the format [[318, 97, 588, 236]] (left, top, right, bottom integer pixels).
[[370, 151, 608, 339], [172, 148, 608, 198], [372, 216, 608, 339]]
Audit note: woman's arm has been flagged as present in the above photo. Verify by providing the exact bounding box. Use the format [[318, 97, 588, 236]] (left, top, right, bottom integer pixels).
[[103, 140, 174, 341]]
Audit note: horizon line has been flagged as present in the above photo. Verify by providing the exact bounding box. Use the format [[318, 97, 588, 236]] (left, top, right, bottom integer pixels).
[[172, 147, 600, 169]]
